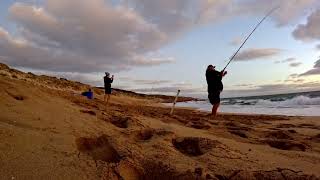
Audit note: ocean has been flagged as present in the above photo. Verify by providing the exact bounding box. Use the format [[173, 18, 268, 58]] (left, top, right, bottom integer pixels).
[[175, 91, 320, 116]]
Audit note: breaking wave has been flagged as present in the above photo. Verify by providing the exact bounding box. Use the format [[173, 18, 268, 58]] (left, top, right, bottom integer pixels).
[[222, 95, 320, 107], [255, 96, 320, 107], [175, 92, 320, 116]]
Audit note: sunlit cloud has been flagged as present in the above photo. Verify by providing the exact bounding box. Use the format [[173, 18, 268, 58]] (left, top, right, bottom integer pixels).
[[234, 48, 283, 61], [274, 57, 297, 64], [229, 37, 242, 46], [289, 62, 303, 67], [293, 9, 320, 42], [300, 59, 320, 76]]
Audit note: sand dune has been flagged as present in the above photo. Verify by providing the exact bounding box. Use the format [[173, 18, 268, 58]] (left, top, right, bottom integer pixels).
[[0, 63, 319, 179]]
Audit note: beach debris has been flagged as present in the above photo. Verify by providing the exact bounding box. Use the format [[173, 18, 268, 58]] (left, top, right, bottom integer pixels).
[[170, 89, 181, 115]]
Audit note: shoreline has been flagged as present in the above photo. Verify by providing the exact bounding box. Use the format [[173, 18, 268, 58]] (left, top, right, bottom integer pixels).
[[173, 100, 320, 117]]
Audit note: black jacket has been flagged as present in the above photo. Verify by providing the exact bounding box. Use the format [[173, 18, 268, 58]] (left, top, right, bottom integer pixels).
[[104, 76, 113, 89], [206, 69, 223, 93]]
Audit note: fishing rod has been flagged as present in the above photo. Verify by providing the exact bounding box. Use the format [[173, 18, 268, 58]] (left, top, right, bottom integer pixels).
[[222, 6, 280, 71]]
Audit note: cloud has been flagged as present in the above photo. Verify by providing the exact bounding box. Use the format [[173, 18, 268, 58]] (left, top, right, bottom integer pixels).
[[293, 9, 320, 42], [224, 81, 320, 97], [129, 56, 175, 67], [316, 44, 320, 50], [132, 79, 171, 85], [117, 76, 172, 85], [233, 83, 255, 87], [289, 62, 303, 67], [315, 59, 320, 68], [131, 0, 235, 26], [1, 1, 184, 73], [0, 0, 246, 73], [171, 82, 194, 88], [131, 82, 205, 97], [1, 0, 319, 75], [274, 57, 296, 64], [284, 79, 305, 83], [234, 48, 283, 61], [289, 73, 299, 78], [300, 59, 320, 76], [203, 0, 320, 26], [257, 82, 319, 92], [229, 37, 242, 46], [236, 0, 320, 26], [133, 87, 182, 93], [282, 57, 296, 63], [301, 68, 320, 76]]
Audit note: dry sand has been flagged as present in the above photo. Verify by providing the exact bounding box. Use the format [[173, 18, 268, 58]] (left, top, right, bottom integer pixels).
[[0, 63, 320, 180]]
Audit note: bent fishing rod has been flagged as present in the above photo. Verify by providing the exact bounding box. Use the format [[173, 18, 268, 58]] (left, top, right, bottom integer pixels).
[[222, 6, 280, 72]]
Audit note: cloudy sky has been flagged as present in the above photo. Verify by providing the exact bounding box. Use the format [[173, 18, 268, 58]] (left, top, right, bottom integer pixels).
[[0, 0, 320, 98]]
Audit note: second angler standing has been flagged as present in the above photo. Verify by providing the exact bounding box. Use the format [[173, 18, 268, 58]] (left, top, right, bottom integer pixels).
[[104, 72, 114, 108]]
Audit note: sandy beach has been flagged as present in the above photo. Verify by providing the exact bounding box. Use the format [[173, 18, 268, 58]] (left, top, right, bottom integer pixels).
[[0, 63, 320, 179]]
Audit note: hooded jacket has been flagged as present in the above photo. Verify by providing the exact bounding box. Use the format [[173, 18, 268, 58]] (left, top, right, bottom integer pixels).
[[206, 69, 223, 93]]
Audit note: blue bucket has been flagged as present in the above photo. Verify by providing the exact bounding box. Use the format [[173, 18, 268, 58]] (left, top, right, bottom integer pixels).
[[87, 91, 93, 99], [82, 91, 94, 99]]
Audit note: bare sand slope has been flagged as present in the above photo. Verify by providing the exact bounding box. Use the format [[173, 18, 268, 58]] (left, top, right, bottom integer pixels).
[[0, 64, 320, 180]]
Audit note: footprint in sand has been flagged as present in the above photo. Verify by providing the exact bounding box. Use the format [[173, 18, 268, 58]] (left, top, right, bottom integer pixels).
[[6, 90, 26, 101], [80, 109, 96, 116], [308, 134, 320, 143], [136, 129, 154, 141], [263, 139, 309, 151], [265, 130, 293, 140], [135, 128, 174, 141], [172, 137, 221, 156], [217, 168, 317, 180], [110, 116, 130, 128], [186, 121, 211, 130], [75, 135, 121, 165], [261, 130, 309, 151]]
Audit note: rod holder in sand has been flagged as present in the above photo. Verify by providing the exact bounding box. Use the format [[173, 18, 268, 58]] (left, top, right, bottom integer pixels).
[[170, 90, 181, 115]]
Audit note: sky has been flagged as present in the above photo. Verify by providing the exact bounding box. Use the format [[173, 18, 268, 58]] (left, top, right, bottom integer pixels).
[[0, 0, 320, 98]]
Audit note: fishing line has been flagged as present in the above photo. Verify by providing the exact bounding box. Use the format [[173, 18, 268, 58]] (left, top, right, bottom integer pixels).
[[222, 6, 280, 71]]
